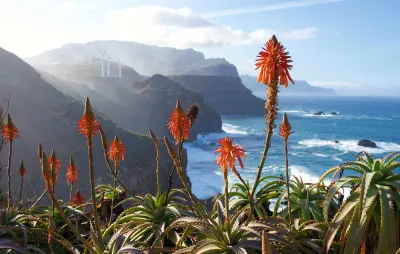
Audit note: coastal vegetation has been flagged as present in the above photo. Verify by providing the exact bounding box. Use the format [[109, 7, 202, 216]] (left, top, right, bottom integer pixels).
[[1, 35, 399, 254]]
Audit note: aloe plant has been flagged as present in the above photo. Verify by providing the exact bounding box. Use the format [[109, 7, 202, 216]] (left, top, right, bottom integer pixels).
[[152, 199, 265, 253], [274, 176, 339, 223], [321, 151, 400, 253], [102, 191, 181, 252], [229, 176, 284, 219]]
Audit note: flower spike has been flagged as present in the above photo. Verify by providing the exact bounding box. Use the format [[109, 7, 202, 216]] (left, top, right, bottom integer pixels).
[[2, 113, 19, 142], [77, 97, 100, 139], [71, 190, 84, 206], [255, 35, 294, 87], [168, 99, 191, 143], [108, 135, 126, 165], [67, 155, 79, 185], [215, 137, 247, 174], [279, 113, 294, 140]]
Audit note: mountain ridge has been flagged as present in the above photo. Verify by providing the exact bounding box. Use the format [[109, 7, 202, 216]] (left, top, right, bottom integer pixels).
[[240, 75, 336, 98], [25, 40, 239, 77]]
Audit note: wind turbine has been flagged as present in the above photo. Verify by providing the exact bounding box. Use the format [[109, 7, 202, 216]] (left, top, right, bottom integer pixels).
[[107, 53, 112, 77], [96, 48, 107, 78], [116, 59, 126, 78], [87, 48, 92, 65]]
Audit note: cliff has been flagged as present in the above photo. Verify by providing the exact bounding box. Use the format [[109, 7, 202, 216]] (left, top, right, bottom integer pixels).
[[34, 62, 222, 141], [169, 75, 265, 115], [0, 47, 188, 202]]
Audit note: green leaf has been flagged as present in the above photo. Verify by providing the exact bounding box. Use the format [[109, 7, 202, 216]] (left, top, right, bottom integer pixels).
[[190, 240, 223, 253], [323, 177, 360, 221], [322, 192, 359, 253], [376, 185, 393, 254], [343, 204, 360, 254]]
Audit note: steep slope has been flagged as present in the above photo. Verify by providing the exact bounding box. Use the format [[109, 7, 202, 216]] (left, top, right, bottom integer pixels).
[[131, 75, 222, 138], [0, 47, 187, 202], [169, 75, 265, 115], [240, 75, 336, 98], [35, 63, 222, 141], [25, 41, 239, 77]]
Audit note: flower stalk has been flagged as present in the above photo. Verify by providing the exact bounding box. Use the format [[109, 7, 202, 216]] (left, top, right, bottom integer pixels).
[[3, 114, 19, 209], [108, 135, 126, 223], [77, 97, 104, 250], [149, 129, 161, 194], [18, 159, 27, 203], [41, 151, 96, 254], [99, 127, 133, 195], [250, 35, 294, 216], [279, 113, 294, 228], [67, 155, 78, 202]]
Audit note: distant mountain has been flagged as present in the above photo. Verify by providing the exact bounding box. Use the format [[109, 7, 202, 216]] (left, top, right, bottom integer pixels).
[[170, 75, 265, 115], [240, 75, 336, 98], [25, 41, 239, 77], [34, 61, 222, 141], [0, 47, 187, 202]]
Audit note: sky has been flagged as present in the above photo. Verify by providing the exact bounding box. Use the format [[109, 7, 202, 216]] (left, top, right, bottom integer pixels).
[[0, 0, 399, 95]]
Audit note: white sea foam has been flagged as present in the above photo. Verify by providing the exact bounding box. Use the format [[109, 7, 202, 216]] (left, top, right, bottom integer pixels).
[[298, 139, 400, 154], [222, 123, 249, 135], [290, 165, 350, 199], [283, 109, 393, 121], [312, 152, 330, 158], [184, 143, 215, 163]]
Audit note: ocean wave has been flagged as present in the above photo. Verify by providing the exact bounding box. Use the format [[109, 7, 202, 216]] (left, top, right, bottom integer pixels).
[[184, 143, 215, 163], [312, 152, 330, 158], [222, 123, 249, 135], [298, 139, 400, 154], [282, 109, 392, 121]]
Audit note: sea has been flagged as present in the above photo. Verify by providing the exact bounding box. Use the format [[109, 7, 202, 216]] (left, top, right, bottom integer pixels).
[[185, 96, 400, 199]]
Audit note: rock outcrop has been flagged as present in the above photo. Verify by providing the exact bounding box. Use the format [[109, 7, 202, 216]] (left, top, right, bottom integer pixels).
[[314, 111, 325, 116], [170, 75, 265, 115], [357, 140, 378, 148]]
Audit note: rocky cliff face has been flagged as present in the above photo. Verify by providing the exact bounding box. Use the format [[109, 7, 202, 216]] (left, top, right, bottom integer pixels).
[[0, 47, 188, 203], [34, 63, 222, 142], [25, 41, 239, 77], [170, 75, 266, 115], [131, 74, 222, 140]]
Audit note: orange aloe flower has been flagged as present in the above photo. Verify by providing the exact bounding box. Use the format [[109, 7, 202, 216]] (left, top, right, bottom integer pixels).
[[279, 113, 294, 140], [72, 190, 84, 206], [255, 35, 294, 87], [108, 135, 126, 164], [77, 97, 100, 139], [41, 152, 56, 194], [49, 149, 61, 175], [168, 99, 191, 143], [66, 155, 79, 185], [215, 137, 247, 173], [18, 159, 27, 177], [2, 114, 19, 142]]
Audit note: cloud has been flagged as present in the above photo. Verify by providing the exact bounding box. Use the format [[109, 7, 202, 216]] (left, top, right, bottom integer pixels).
[[0, 3, 318, 57], [107, 5, 318, 48], [203, 0, 345, 18]]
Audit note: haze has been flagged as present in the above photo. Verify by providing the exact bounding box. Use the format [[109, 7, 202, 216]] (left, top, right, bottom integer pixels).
[[0, 0, 399, 96]]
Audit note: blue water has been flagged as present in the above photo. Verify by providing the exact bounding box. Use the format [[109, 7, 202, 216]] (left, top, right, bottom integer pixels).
[[185, 96, 400, 199]]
